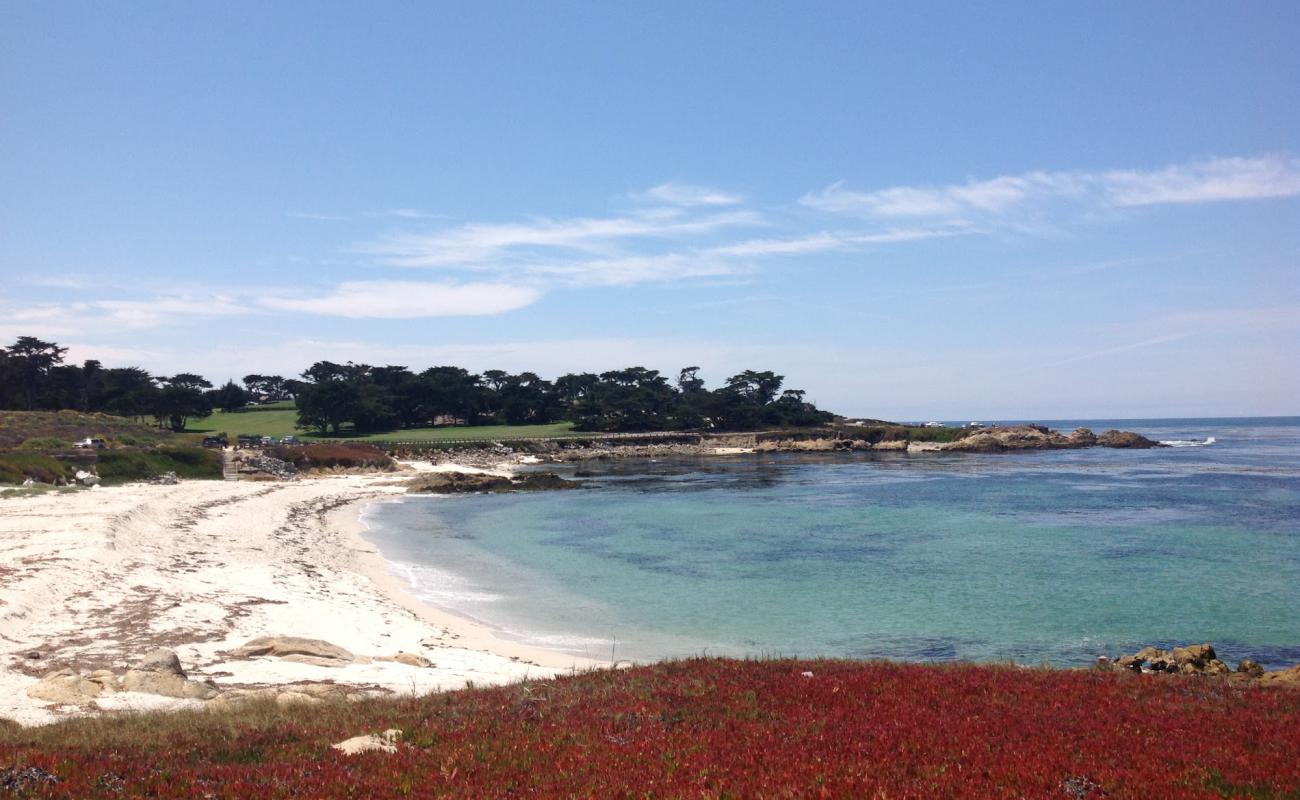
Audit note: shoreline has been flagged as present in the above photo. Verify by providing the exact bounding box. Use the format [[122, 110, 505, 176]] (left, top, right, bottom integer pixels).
[[0, 463, 595, 728]]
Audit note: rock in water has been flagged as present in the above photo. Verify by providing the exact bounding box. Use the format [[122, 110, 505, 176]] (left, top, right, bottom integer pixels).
[[1096, 429, 1160, 448], [405, 471, 580, 494]]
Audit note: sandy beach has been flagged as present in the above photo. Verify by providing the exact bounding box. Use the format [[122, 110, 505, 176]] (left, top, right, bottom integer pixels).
[[0, 464, 594, 727]]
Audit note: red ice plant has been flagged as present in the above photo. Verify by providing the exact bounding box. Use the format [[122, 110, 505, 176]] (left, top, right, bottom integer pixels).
[[2, 659, 1298, 798]]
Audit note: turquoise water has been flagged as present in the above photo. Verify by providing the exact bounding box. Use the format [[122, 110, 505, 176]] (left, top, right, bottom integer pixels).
[[360, 418, 1300, 669]]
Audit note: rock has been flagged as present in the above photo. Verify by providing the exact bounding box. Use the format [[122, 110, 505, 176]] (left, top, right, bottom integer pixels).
[[1066, 427, 1097, 446], [145, 471, 179, 485], [26, 670, 104, 705], [121, 648, 219, 699], [379, 652, 433, 668], [1236, 659, 1265, 678], [1097, 429, 1160, 449], [1203, 659, 1231, 676], [275, 691, 322, 707], [74, 470, 100, 486], [332, 729, 402, 756], [405, 471, 580, 494], [1260, 665, 1300, 686], [229, 636, 356, 663]]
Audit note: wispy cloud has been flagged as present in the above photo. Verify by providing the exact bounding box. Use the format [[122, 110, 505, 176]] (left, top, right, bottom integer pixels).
[[259, 280, 542, 318], [287, 211, 349, 221], [801, 155, 1300, 223], [364, 209, 763, 268], [635, 182, 745, 207]]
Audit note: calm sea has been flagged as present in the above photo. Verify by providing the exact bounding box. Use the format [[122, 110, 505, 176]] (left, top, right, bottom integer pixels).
[[359, 418, 1300, 669]]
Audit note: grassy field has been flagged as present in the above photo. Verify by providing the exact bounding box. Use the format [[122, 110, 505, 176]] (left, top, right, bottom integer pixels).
[[2, 659, 1297, 797], [189, 403, 576, 442]]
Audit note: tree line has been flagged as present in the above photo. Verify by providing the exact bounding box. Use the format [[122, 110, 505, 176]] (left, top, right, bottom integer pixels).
[[0, 336, 833, 435]]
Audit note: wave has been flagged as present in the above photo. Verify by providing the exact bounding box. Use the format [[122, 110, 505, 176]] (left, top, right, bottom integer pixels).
[[1159, 437, 1217, 447]]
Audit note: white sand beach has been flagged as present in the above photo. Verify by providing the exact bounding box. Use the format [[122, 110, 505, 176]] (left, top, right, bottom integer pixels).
[[0, 465, 594, 727]]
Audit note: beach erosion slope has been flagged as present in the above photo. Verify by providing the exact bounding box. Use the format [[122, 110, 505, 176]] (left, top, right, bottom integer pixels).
[[0, 468, 590, 727]]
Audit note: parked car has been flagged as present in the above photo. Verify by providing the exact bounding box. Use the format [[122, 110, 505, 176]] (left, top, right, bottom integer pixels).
[[260, 436, 276, 446], [236, 434, 260, 449], [73, 437, 107, 449], [201, 435, 227, 448], [280, 435, 299, 445]]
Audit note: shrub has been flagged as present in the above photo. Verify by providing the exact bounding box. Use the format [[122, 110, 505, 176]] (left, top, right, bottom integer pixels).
[[95, 446, 223, 484], [0, 453, 77, 484], [266, 443, 393, 471], [16, 437, 71, 451]]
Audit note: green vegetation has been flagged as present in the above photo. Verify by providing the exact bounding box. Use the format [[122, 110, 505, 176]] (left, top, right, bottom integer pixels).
[[0, 453, 78, 485], [902, 425, 970, 443], [94, 447, 223, 485], [191, 406, 576, 442], [0, 409, 174, 450], [3, 334, 834, 440]]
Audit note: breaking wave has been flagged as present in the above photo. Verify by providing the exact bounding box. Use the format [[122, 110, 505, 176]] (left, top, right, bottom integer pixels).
[[1159, 437, 1216, 447]]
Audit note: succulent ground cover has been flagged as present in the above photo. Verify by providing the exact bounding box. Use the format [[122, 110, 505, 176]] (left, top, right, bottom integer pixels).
[[2, 659, 1297, 798]]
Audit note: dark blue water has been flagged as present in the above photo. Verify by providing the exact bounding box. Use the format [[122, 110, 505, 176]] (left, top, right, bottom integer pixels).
[[361, 418, 1300, 669]]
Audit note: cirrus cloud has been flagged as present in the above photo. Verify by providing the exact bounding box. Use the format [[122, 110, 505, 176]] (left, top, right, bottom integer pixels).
[[259, 280, 542, 318]]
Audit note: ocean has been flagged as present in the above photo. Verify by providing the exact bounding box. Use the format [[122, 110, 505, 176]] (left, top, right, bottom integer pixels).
[[359, 417, 1300, 669]]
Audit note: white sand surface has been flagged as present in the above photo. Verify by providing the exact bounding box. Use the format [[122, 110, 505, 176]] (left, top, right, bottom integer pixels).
[[0, 465, 593, 726]]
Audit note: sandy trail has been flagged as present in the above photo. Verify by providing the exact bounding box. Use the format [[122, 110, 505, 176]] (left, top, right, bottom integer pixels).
[[0, 470, 592, 726]]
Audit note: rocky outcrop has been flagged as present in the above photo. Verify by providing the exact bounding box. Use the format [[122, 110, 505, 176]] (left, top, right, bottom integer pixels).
[[120, 648, 219, 699], [405, 471, 581, 494], [1096, 429, 1160, 449], [939, 425, 1160, 453], [26, 669, 108, 705], [1110, 643, 1300, 684], [228, 636, 358, 664]]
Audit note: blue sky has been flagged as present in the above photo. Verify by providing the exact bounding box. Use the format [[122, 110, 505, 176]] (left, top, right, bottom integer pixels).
[[2, 1, 1297, 419]]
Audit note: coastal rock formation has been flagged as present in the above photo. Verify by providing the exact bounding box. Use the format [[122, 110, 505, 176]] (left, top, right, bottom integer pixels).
[[1096, 429, 1160, 448], [120, 648, 219, 699], [940, 425, 1072, 452], [405, 471, 581, 494], [1109, 643, 1300, 683], [229, 636, 357, 665]]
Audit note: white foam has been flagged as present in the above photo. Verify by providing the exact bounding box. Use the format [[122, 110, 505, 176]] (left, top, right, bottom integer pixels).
[[1159, 437, 1216, 447]]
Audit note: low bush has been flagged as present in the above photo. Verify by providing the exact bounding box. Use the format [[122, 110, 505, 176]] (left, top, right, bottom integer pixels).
[[96, 447, 223, 484], [266, 443, 393, 471], [1, 659, 1298, 797], [0, 453, 77, 484], [15, 437, 71, 451]]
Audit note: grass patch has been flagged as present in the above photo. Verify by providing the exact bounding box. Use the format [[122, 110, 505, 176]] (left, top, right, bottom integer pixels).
[[190, 407, 576, 443], [903, 426, 970, 443], [0, 453, 77, 485], [95, 446, 223, 485], [0, 410, 172, 450]]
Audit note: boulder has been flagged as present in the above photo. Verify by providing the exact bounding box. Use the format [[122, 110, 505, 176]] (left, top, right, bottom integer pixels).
[[332, 729, 402, 756], [25, 670, 104, 705], [1097, 429, 1160, 449], [379, 652, 433, 668], [1260, 665, 1300, 686], [1236, 659, 1265, 678], [1065, 427, 1097, 447], [120, 648, 218, 699], [229, 636, 356, 663]]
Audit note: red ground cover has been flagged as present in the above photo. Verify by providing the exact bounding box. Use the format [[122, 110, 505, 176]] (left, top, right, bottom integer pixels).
[[3, 659, 1298, 798]]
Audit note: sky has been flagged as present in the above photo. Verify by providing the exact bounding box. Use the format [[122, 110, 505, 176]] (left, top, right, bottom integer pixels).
[[2, 1, 1298, 420]]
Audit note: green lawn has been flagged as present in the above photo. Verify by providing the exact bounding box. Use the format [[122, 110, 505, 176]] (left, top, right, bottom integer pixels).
[[188, 403, 576, 442]]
